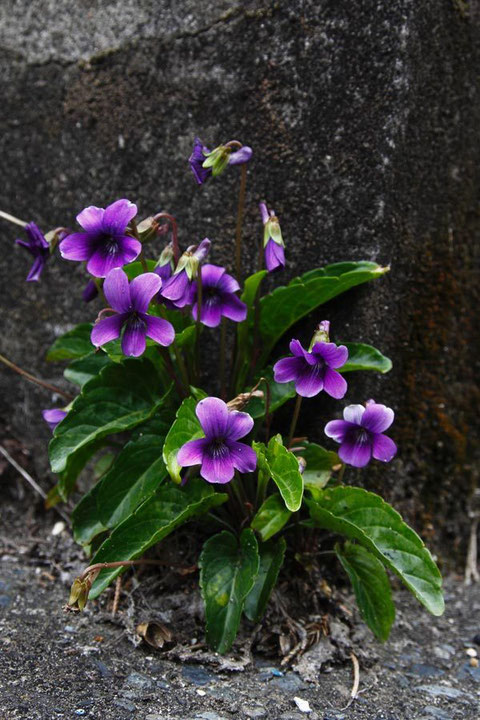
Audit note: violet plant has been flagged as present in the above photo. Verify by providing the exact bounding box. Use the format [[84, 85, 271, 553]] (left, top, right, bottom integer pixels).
[[0, 140, 444, 652]]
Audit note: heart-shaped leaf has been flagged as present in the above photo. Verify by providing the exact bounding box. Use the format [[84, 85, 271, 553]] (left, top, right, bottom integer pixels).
[[46, 323, 94, 362], [251, 494, 292, 542], [254, 435, 304, 512], [340, 342, 392, 374]]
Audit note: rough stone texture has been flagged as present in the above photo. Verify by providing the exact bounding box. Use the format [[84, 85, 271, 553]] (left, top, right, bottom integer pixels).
[[0, 0, 479, 553]]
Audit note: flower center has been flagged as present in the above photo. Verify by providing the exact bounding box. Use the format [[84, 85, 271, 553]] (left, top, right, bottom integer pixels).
[[101, 235, 119, 256], [208, 438, 228, 459]]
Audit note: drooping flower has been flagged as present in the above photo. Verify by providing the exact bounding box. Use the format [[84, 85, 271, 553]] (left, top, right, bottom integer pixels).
[[324, 401, 397, 468], [82, 279, 98, 303], [161, 238, 210, 308], [91, 268, 174, 357], [60, 199, 141, 278], [259, 202, 285, 273], [42, 408, 67, 432], [15, 222, 50, 282], [189, 138, 253, 185], [191, 264, 247, 328], [273, 337, 348, 399], [153, 242, 174, 283], [177, 397, 257, 484]]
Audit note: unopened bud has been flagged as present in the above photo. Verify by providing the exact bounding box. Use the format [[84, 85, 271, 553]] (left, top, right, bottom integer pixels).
[[227, 389, 264, 410], [310, 320, 330, 348]]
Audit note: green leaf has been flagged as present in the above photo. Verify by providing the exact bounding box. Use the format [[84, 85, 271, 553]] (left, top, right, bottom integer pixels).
[[253, 435, 304, 512], [335, 541, 395, 642], [57, 440, 105, 501], [200, 529, 259, 653], [162, 392, 206, 484], [89, 478, 228, 598], [244, 537, 286, 623], [49, 358, 172, 477], [97, 415, 173, 529], [257, 263, 388, 366], [251, 495, 292, 541], [46, 323, 94, 362], [72, 481, 107, 545], [308, 486, 444, 616], [245, 366, 295, 419], [175, 325, 196, 349], [301, 443, 340, 497], [123, 259, 156, 279], [64, 352, 111, 388], [340, 343, 392, 374]]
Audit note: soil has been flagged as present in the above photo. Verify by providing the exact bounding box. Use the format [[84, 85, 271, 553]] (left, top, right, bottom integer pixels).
[[1, 448, 480, 720]]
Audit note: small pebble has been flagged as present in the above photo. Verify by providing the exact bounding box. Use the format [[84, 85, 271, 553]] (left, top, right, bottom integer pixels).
[[74, 711, 85, 717], [51, 521, 66, 536], [196, 689, 206, 697], [466, 648, 477, 658], [470, 657, 479, 667], [294, 697, 312, 713]]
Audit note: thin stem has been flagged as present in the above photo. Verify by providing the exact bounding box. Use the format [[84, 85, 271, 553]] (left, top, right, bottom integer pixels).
[[0, 353, 73, 401], [153, 213, 179, 265], [260, 377, 272, 443], [220, 318, 227, 399], [172, 339, 190, 389], [234, 164, 247, 283], [195, 270, 203, 380], [93, 277, 107, 304], [79, 559, 165, 583], [157, 347, 186, 398], [287, 395, 303, 450], [0, 210, 28, 228], [208, 512, 236, 534], [139, 249, 149, 273]]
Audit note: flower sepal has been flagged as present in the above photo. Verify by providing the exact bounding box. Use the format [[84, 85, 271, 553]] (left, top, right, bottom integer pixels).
[[202, 145, 232, 177]]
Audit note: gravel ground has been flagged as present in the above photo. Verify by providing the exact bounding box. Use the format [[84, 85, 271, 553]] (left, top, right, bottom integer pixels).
[[1, 483, 480, 720]]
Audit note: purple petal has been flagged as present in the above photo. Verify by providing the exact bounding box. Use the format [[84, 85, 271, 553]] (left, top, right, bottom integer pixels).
[[24, 222, 49, 249], [189, 138, 212, 185], [314, 342, 349, 369], [226, 411, 254, 441], [76, 206, 104, 231], [161, 270, 191, 306], [103, 268, 131, 312], [86, 236, 141, 278], [177, 438, 208, 467], [372, 434, 397, 463], [217, 271, 241, 295], [273, 356, 305, 383], [121, 315, 147, 357], [200, 264, 226, 289], [91, 313, 124, 347], [221, 294, 247, 323], [193, 297, 223, 327], [42, 408, 67, 432], [60, 232, 95, 261], [102, 199, 137, 234], [154, 262, 172, 283], [193, 238, 211, 262], [144, 314, 175, 347], [200, 447, 235, 484], [294, 365, 324, 398], [26, 256, 45, 282], [228, 146, 253, 165], [361, 404, 395, 433], [323, 368, 348, 399], [196, 397, 230, 438], [265, 238, 285, 273], [228, 441, 257, 473], [130, 273, 162, 312], [259, 202, 269, 225], [288, 339, 316, 365], [324, 419, 351, 443], [338, 437, 372, 468], [82, 279, 98, 303], [343, 404, 365, 425]]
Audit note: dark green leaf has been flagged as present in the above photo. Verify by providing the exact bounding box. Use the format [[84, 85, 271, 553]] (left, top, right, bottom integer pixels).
[[301, 443, 340, 497], [253, 435, 304, 512], [89, 478, 228, 598], [49, 358, 172, 477], [200, 529, 259, 653], [123, 259, 156, 279], [97, 415, 173, 529], [244, 537, 286, 623], [72, 481, 107, 545], [162, 392, 206, 484], [251, 495, 292, 541], [64, 352, 111, 387], [257, 263, 388, 366], [57, 440, 105, 501], [46, 323, 94, 362], [308, 486, 444, 616], [335, 541, 395, 642], [340, 343, 392, 374]]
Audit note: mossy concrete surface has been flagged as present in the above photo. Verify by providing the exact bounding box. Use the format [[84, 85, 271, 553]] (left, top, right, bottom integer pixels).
[[0, 1, 479, 553]]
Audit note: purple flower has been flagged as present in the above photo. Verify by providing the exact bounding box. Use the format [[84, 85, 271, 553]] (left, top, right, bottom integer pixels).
[[192, 264, 247, 328], [42, 408, 67, 432], [91, 268, 175, 357], [161, 238, 211, 308], [273, 339, 348, 398], [60, 199, 141, 278], [324, 401, 397, 468], [82, 279, 98, 303], [260, 202, 285, 273], [15, 222, 50, 282], [177, 397, 257, 484], [189, 138, 253, 185]]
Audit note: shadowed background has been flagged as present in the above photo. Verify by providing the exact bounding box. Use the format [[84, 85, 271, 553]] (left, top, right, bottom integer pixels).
[[0, 0, 479, 558]]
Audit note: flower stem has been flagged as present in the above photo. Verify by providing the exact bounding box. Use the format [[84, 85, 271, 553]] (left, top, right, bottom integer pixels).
[[153, 213, 180, 265], [195, 269, 203, 380], [234, 164, 247, 283], [287, 395, 303, 450], [220, 318, 227, 399], [93, 277, 107, 304], [172, 339, 190, 390], [78, 558, 166, 583], [0, 210, 28, 228], [0, 353, 73, 401], [139, 249, 149, 273], [157, 347, 186, 398]]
